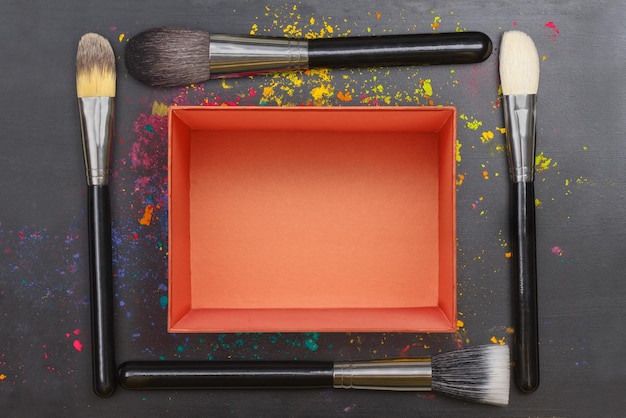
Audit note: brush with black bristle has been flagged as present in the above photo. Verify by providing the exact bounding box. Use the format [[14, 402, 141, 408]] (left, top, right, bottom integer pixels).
[[76, 33, 117, 398], [499, 30, 541, 394], [117, 344, 510, 406], [124, 27, 493, 87]]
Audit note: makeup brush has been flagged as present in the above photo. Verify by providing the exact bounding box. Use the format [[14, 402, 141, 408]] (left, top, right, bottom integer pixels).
[[124, 27, 492, 87], [118, 345, 510, 406], [76, 33, 117, 398], [499, 30, 540, 394]]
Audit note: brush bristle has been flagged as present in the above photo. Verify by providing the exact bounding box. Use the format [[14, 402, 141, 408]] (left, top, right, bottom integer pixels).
[[499, 30, 539, 95], [76, 33, 116, 98], [125, 28, 211, 88], [432, 344, 510, 406]]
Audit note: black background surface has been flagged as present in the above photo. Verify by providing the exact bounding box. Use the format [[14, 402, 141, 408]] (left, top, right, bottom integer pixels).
[[1, 0, 625, 416]]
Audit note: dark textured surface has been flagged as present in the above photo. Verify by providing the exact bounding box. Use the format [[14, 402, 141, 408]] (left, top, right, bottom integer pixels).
[[1, 0, 625, 416]]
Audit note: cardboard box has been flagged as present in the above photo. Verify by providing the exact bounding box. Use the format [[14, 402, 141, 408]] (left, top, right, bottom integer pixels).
[[168, 106, 456, 333]]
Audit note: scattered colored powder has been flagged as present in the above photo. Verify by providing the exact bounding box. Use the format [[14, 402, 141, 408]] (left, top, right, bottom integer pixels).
[[337, 91, 352, 102], [159, 295, 168, 308], [151, 101, 169, 117], [496, 126, 506, 134], [139, 205, 154, 226], [582, 146, 588, 151], [310, 83, 334, 105], [249, 23, 258, 35], [375, 11, 381, 20], [544, 21, 560, 39], [456, 173, 465, 186], [480, 130, 494, 144], [535, 198, 542, 207], [490, 336, 506, 345], [460, 114, 483, 130], [456, 140, 462, 162], [431, 15, 441, 30], [421, 79, 433, 97], [552, 246, 564, 256], [118, 33, 125, 43], [260, 86, 277, 105], [505, 252, 512, 258], [456, 319, 465, 328], [535, 152, 555, 172], [482, 170, 489, 180], [304, 333, 320, 351], [73, 340, 83, 352], [0, 374, 5, 381]]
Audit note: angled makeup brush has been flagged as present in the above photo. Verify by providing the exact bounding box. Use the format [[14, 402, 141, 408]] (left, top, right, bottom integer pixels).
[[118, 345, 510, 406], [124, 27, 492, 87], [499, 30, 540, 394], [76, 33, 117, 398]]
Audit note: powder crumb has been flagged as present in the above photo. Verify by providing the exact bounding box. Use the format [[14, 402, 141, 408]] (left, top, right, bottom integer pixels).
[[139, 205, 154, 226]]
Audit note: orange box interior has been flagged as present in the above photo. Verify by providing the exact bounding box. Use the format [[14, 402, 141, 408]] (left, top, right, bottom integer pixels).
[[168, 106, 457, 333]]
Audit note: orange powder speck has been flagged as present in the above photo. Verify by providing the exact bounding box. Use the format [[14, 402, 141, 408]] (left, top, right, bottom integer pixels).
[[0, 374, 6, 381], [482, 170, 489, 180], [337, 91, 352, 102], [139, 205, 154, 226], [490, 336, 506, 345], [456, 173, 465, 186], [480, 130, 494, 144], [456, 319, 465, 328], [505, 252, 512, 258], [376, 11, 381, 20], [431, 15, 442, 30]]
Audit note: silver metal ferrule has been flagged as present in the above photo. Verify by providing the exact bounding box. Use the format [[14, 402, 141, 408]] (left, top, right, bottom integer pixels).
[[208, 34, 309, 78], [333, 359, 432, 391], [78, 97, 114, 186], [503, 94, 537, 183]]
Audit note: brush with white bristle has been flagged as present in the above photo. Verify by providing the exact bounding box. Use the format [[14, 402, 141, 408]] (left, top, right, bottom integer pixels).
[[499, 30, 541, 394], [118, 344, 510, 406], [76, 32, 117, 398]]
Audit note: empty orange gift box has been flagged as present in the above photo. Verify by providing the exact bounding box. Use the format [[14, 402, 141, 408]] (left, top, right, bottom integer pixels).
[[168, 106, 457, 333]]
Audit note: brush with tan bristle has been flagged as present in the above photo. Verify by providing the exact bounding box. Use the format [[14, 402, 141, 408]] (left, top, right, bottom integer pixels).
[[499, 30, 540, 394], [76, 32, 117, 398]]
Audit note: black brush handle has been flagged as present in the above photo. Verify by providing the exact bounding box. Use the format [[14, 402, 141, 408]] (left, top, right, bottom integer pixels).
[[511, 181, 539, 393], [88, 185, 116, 397], [118, 361, 334, 389], [308, 32, 492, 68]]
